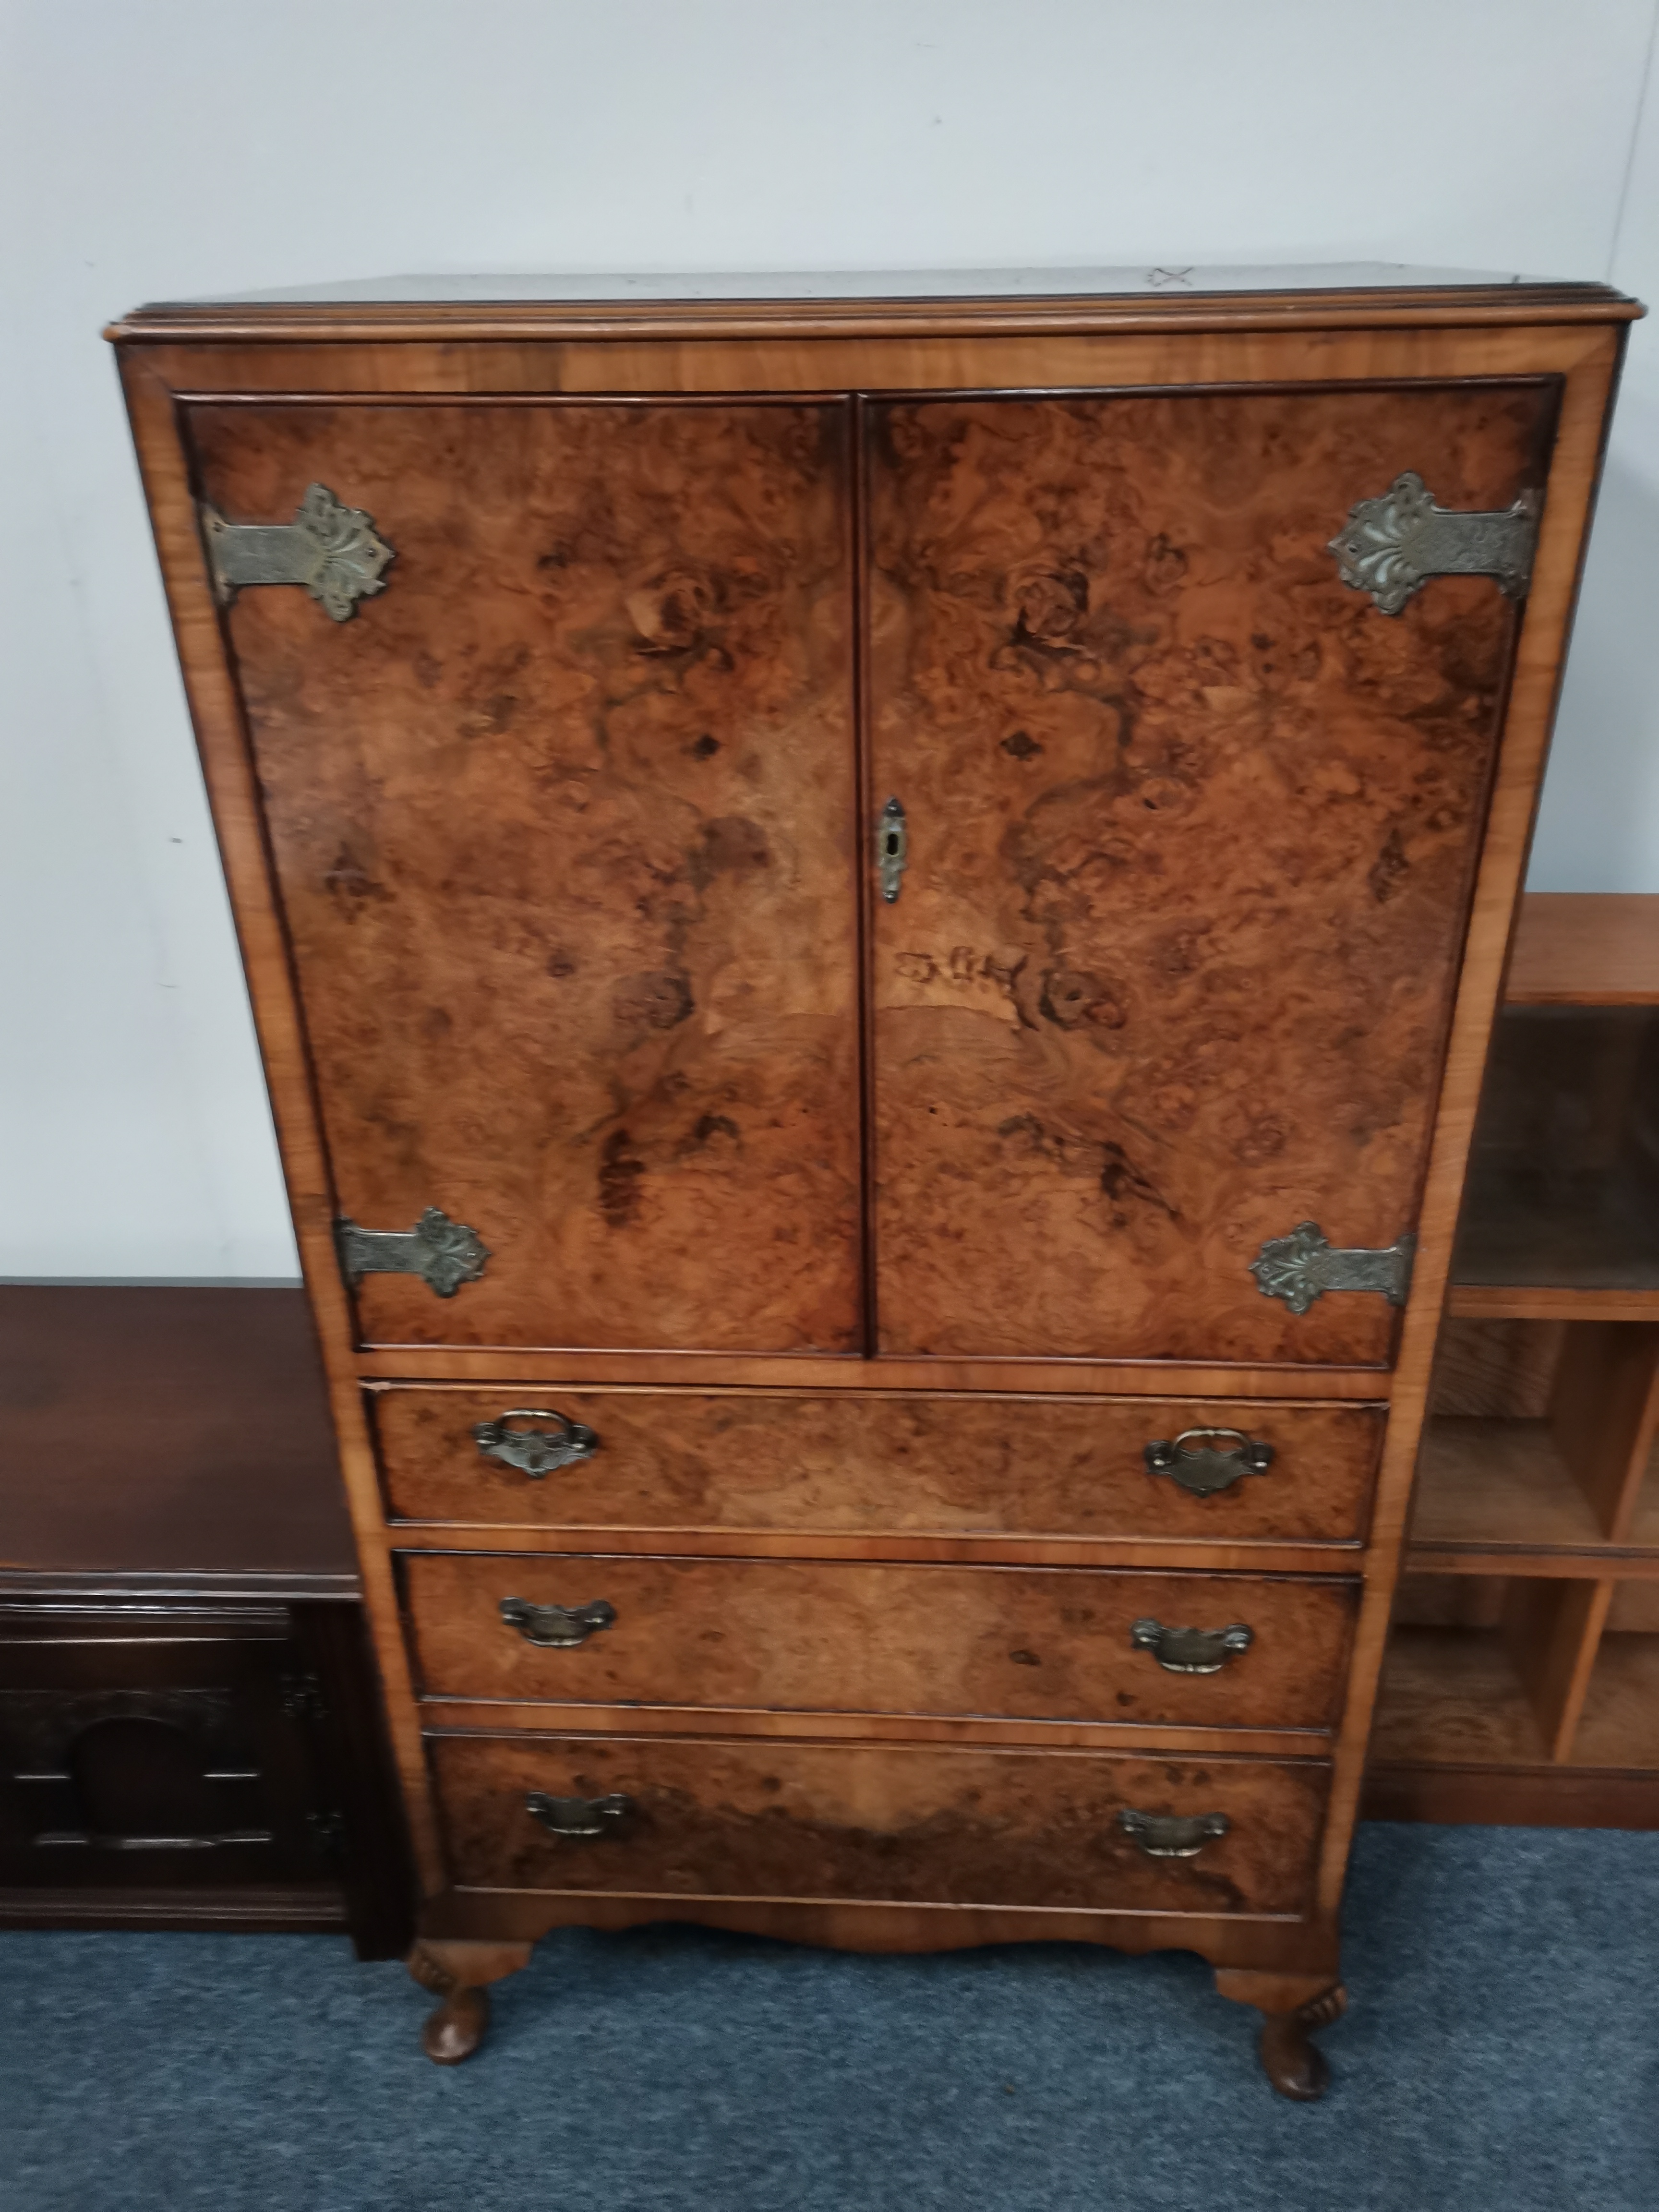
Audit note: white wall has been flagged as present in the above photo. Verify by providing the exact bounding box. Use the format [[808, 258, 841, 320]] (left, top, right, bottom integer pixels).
[[4, 0, 1659, 1280]]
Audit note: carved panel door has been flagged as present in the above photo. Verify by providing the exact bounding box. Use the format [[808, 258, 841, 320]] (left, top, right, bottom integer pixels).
[[865, 385, 1556, 1363], [190, 401, 862, 1352]]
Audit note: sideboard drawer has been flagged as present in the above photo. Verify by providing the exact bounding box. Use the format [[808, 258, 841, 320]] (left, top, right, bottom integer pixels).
[[429, 1730, 1328, 1916], [404, 1551, 1358, 1731], [373, 1387, 1384, 1544]]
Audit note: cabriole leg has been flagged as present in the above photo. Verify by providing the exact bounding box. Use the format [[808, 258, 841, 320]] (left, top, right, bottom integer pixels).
[[406, 1938, 533, 2064], [1214, 1969, 1347, 2101]]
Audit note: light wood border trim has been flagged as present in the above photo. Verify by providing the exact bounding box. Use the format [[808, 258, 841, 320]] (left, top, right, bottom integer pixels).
[[115, 355, 446, 1890], [415, 1696, 1332, 1758], [1310, 322, 1627, 1922]]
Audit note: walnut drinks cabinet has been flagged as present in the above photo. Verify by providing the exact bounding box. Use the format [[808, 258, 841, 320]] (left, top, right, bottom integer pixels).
[[108, 268, 1641, 2097]]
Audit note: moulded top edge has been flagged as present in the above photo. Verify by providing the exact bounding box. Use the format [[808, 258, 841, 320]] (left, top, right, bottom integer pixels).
[[133, 263, 1615, 305], [107, 263, 1644, 340]]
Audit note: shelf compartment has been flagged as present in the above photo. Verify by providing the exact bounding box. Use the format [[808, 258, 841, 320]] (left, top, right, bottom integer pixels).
[[1452, 1006, 1659, 1297], [1407, 1416, 1659, 1574], [1371, 1620, 1550, 1767], [1376, 1576, 1610, 1765], [1571, 1629, 1659, 1770], [1409, 1417, 1607, 1560]]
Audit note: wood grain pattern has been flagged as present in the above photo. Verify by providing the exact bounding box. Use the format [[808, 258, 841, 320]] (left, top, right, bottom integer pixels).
[[866, 385, 1555, 1361], [371, 1384, 1385, 1544], [428, 1729, 1328, 1915], [401, 1552, 1357, 1730], [1506, 894, 1659, 1005], [187, 399, 861, 1355]]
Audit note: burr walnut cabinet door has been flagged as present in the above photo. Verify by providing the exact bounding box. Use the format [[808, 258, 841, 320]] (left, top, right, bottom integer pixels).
[[403, 1551, 1358, 1730], [372, 1385, 1384, 1544], [429, 1730, 1328, 1915], [185, 401, 861, 1353], [866, 383, 1557, 1363]]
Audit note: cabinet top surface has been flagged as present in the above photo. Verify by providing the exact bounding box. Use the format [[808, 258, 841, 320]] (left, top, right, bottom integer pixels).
[[110, 264, 1641, 338]]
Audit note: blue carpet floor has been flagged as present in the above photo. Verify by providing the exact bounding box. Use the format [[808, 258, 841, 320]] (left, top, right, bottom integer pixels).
[[8, 1824, 1659, 2212]]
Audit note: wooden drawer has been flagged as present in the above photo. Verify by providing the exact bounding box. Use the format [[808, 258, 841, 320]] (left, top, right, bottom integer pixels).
[[429, 1730, 1327, 1916], [403, 1551, 1358, 1731], [373, 1387, 1383, 1544]]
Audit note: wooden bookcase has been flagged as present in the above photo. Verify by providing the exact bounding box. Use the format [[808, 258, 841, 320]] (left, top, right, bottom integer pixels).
[[1366, 894, 1659, 1827]]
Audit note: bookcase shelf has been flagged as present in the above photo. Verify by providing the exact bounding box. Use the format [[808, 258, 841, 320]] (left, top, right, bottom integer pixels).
[[1365, 894, 1659, 1829]]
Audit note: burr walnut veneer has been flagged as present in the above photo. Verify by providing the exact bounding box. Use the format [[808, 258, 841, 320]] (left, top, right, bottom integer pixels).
[[110, 267, 1639, 2096]]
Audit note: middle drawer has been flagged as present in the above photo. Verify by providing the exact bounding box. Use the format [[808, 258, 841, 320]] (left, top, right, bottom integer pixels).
[[402, 1551, 1358, 1731]]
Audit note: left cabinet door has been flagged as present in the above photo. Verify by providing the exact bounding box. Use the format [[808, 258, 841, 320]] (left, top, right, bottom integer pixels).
[[187, 401, 863, 1353]]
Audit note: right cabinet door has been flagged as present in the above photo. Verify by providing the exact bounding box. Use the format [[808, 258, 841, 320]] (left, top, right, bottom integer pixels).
[[866, 383, 1557, 1363]]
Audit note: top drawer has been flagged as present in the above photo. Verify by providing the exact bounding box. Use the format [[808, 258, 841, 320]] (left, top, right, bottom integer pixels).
[[371, 1387, 1382, 1545]]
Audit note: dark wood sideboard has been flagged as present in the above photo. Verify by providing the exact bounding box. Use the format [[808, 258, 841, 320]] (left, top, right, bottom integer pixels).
[[0, 1286, 411, 1954]]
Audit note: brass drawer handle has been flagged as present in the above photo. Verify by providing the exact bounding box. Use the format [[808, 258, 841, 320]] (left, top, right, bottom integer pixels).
[[526, 1791, 632, 1840], [472, 1409, 599, 1478], [1143, 1428, 1274, 1497], [1118, 1808, 1230, 1860], [498, 1597, 615, 1648], [1130, 1618, 1254, 1675]]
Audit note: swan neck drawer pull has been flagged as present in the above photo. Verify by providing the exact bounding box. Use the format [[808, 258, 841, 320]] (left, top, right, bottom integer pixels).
[[472, 1409, 599, 1478], [498, 1597, 616, 1648], [525, 1791, 632, 1840], [1143, 1428, 1274, 1497], [1130, 1618, 1254, 1674], [1118, 1808, 1230, 1859]]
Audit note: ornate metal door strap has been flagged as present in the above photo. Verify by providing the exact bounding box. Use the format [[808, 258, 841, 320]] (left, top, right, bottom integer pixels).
[[1329, 470, 1539, 614], [472, 1409, 600, 1478], [200, 482, 395, 621], [876, 796, 908, 902], [526, 1791, 633, 1840], [1250, 1222, 1415, 1314], [499, 1597, 616, 1648], [1117, 1808, 1230, 1859], [1143, 1429, 1274, 1497], [1130, 1619, 1254, 1675], [334, 1207, 489, 1298]]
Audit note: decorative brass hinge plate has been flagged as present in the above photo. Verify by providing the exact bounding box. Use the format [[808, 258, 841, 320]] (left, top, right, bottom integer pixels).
[[1329, 470, 1538, 615], [334, 1207, 490, 1298], [200, 482, 394, 621], [1250, 1221, 1415, 1315]]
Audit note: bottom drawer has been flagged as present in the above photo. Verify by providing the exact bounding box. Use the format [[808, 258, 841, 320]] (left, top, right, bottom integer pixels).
[[430, 1731, 1328, 1918]]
